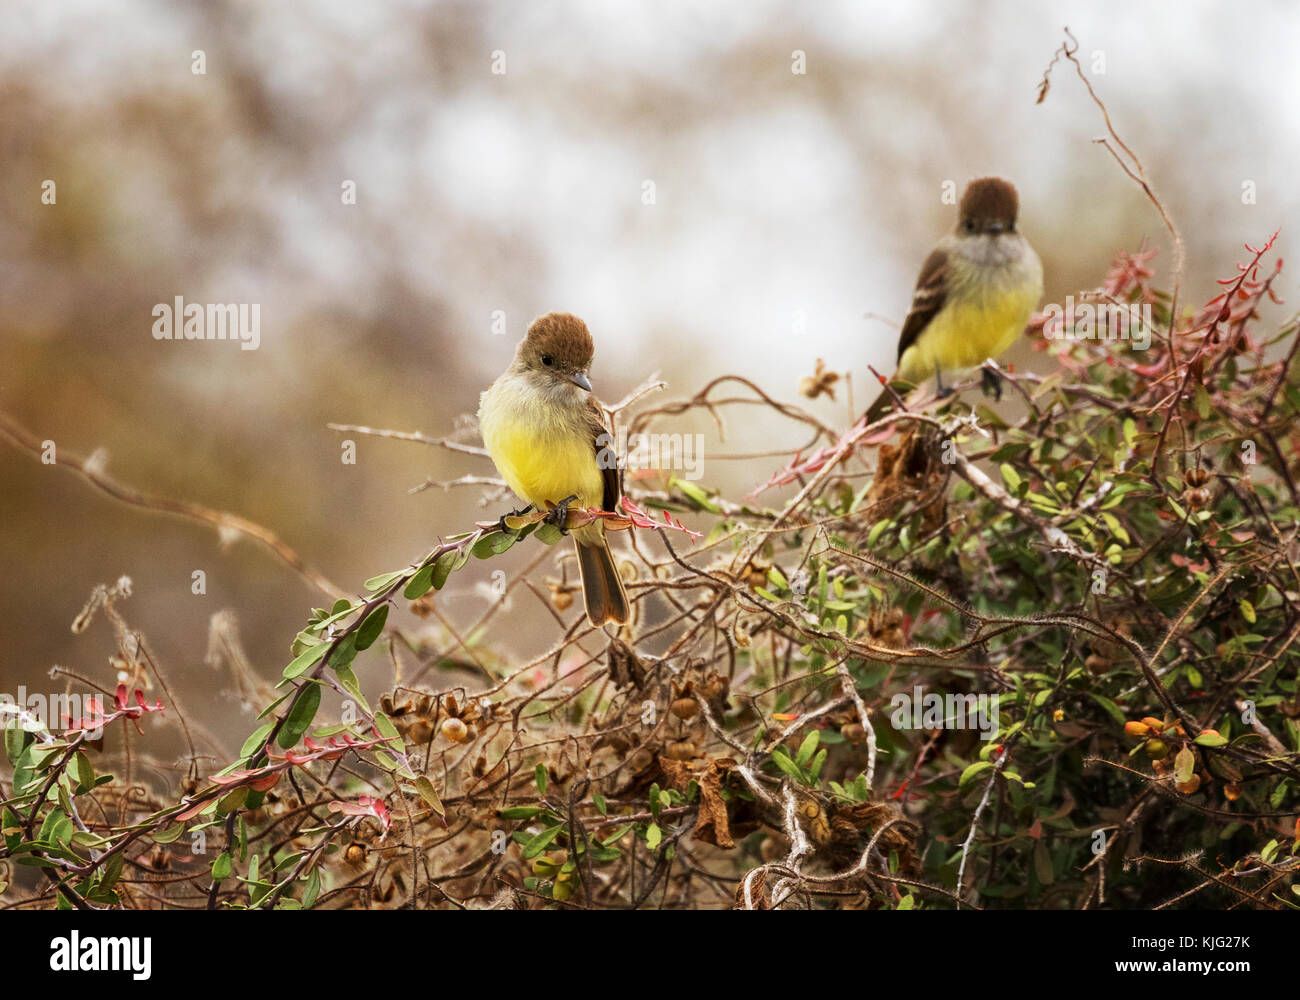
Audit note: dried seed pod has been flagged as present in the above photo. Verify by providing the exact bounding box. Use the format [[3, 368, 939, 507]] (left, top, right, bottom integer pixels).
[[440, 717, 470, 744], [670, 697, 699, 721]]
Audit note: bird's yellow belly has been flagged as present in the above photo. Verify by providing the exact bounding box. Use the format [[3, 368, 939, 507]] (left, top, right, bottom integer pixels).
[[482, 420, 604, 511], [898, 287, 1037, 384]]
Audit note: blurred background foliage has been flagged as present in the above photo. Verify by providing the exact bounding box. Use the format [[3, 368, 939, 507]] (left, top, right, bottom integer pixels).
[[1, 0, 1296, 765]]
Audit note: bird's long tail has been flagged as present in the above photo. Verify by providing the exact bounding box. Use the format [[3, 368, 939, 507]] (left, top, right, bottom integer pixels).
[[575, 533, 629, 626]]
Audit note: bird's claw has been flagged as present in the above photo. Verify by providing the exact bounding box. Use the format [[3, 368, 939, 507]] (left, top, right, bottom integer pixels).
[[980, 363, 1003, 402], [543, 495, 579, 535]]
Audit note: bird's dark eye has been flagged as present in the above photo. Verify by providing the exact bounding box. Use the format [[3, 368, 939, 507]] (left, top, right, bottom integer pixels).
[[964, 219, 976, 233], [541, 355, 553, 366]]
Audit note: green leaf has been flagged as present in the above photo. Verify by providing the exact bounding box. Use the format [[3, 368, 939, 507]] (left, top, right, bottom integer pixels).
[[302, 866, 322, 909], [216, 786, 249, 816], [521, 824, 564, 859], [498, 806, 545, 820], [373, 712, 401, 743], [1, 807, 20, 852], [39, 809, 73, 847], [277, 682, 322, 749], [100, 851, 125, 892], [239, 723, 275, 761], [593, 794, 607, 816], [600, 824, 634, 847], [326, 632, 360, 670], [354, 604, 389, 651], [1089, 694, 1127, 727], [959, 761, 994, 787], [1194, 730, 1228, 748], [1174, 747, 1195, 784], [153, 823, 186, 845], [430, 548, 468, 591], [332, 663, 370, 715], [533, 523, 564, 546], [795, 730, 820, 768], [4, 726, 31, 765], [282, 642, 328, 681], [645, 822, 663, 851], [866, 519, 893, 548], [403, 562, 437, 600], [212, 852, 232, 881], [771, 749, 804, 782], [1194, 384, 1212, 420], [1000, 463, 1022, 494], [535, 763, 547, 795], [473, 531, 520, 559], [413, 776, 445, 817], [363, 570, 406, 592], [257, 690, 292, 719], [1239, 599, 1257, 625], [72, 752, 95, 794]]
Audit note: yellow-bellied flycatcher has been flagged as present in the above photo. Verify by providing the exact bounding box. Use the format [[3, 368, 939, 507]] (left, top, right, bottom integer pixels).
[[865, 177, 1043, 422], [478, 312, 629, 626]]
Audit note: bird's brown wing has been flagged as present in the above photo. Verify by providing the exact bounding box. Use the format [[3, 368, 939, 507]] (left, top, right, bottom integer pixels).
[[585, 397, 622, 512], [895, 248, 950, 362]]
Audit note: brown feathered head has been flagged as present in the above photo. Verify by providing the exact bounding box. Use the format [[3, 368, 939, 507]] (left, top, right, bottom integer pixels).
[[516, 312, 595, 390], [957, 178, 1019, 236]]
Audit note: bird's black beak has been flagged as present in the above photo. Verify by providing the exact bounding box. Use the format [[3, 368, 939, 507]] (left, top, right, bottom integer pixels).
[[570, 371, 592, 391]]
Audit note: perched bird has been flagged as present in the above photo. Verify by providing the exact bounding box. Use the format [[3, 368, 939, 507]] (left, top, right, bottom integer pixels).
[[478, 312, 629, 626], [865, 177, 1043, 423]]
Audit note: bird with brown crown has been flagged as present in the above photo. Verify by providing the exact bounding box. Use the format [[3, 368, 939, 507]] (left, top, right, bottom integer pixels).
[[864, 177, 1043, 423], [477, 313, 630, 626]]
